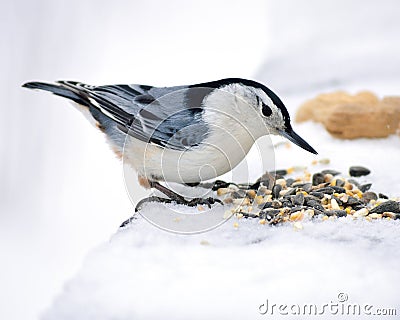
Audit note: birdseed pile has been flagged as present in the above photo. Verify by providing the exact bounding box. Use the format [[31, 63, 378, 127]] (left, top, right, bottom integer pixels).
[[215, 162, 400, 229]]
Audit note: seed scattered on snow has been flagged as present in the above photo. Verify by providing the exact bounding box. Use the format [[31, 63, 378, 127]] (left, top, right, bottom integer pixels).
[[331, 198, 340, 210], [275, 178, 287, 187], [290, 211, 304, 221], [223, 197, 233, 204], [211, 165, 399, 226], [353, 208, 369, 217], [369, 213, 382, 219], [319, 158, 330, 164], [246, 189, 256, 199], [382, 212, 395, 219], [217, 188, 230, 196], [349, 166, 371, 177]]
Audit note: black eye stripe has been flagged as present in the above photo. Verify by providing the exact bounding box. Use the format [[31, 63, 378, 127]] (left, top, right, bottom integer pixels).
[[262, 102, 272, 117]]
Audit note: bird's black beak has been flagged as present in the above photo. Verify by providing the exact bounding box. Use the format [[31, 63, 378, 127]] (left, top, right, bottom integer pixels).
[[279, 128, 318, 155]]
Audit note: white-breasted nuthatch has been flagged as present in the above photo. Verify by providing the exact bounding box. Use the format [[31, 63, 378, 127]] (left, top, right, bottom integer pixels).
[[23, 78, 317, 206]]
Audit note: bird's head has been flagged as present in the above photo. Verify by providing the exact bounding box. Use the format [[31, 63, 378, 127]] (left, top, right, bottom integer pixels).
[[238, 79, 318, 155], [190, 78, 317, 155]]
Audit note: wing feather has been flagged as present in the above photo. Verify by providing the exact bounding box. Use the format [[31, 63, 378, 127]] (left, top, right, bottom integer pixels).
[[58, 81, 210, 150]]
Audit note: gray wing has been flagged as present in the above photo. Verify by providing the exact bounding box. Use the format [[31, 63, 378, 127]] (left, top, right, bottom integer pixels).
[[58, 81, 212, 150]]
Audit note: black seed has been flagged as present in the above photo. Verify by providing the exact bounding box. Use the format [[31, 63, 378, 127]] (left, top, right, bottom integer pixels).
[[313, 208, 325, 216], [302, 183, 313, 193], [290, 206, 308, 213], [240, 212, 259, 219], [331, 186, 346, 193], [353, 204, 366, 211], [260, 208, 280, 220], [335, 210, 347, 217], [325, 210, 347, 217], [379, 193, 389, 199], [321, 169, 341, 176], [281, 200, 293, 208], [359, 183, 372, 192], [286, 178, 295, 187], [312, 173, 325, 186], [304, 195, 321, 203], [362, 191, 378, 203], [335, 179, 345, 187], [347, 196, 361, 205], [349, 166, 371, 177], [309, 191, 324, 199], [314, 187, 335, 194], [292, 182, 306, 188], [305, 199, 325, 212], [272, 184, 282, 199], [292, 193, 305, 206], [259, 202, 272, 209], [370, 201, 400, 214]]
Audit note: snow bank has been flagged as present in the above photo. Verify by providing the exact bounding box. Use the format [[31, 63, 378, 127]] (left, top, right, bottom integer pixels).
[[43, 213, 400, 320]]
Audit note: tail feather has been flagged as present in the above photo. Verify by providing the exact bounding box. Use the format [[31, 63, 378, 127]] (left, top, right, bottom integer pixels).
[[22, 81, 90, 107]]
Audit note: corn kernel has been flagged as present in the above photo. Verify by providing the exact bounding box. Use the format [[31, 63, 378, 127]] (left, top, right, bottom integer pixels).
[[246, 189, 256, 199], [290, 211, 304, 221]]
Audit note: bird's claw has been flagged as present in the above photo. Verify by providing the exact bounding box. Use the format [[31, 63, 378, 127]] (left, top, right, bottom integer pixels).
[[186, 197, 223, 208]]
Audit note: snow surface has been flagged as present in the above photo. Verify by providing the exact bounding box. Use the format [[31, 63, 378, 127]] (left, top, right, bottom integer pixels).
[[43, 212, 400, 319]]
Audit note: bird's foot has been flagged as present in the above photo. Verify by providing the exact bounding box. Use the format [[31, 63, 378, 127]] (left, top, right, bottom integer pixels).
[[135, 194, 222, 209], [185, 197, 223, 208], [148, 181, 223, 208]]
